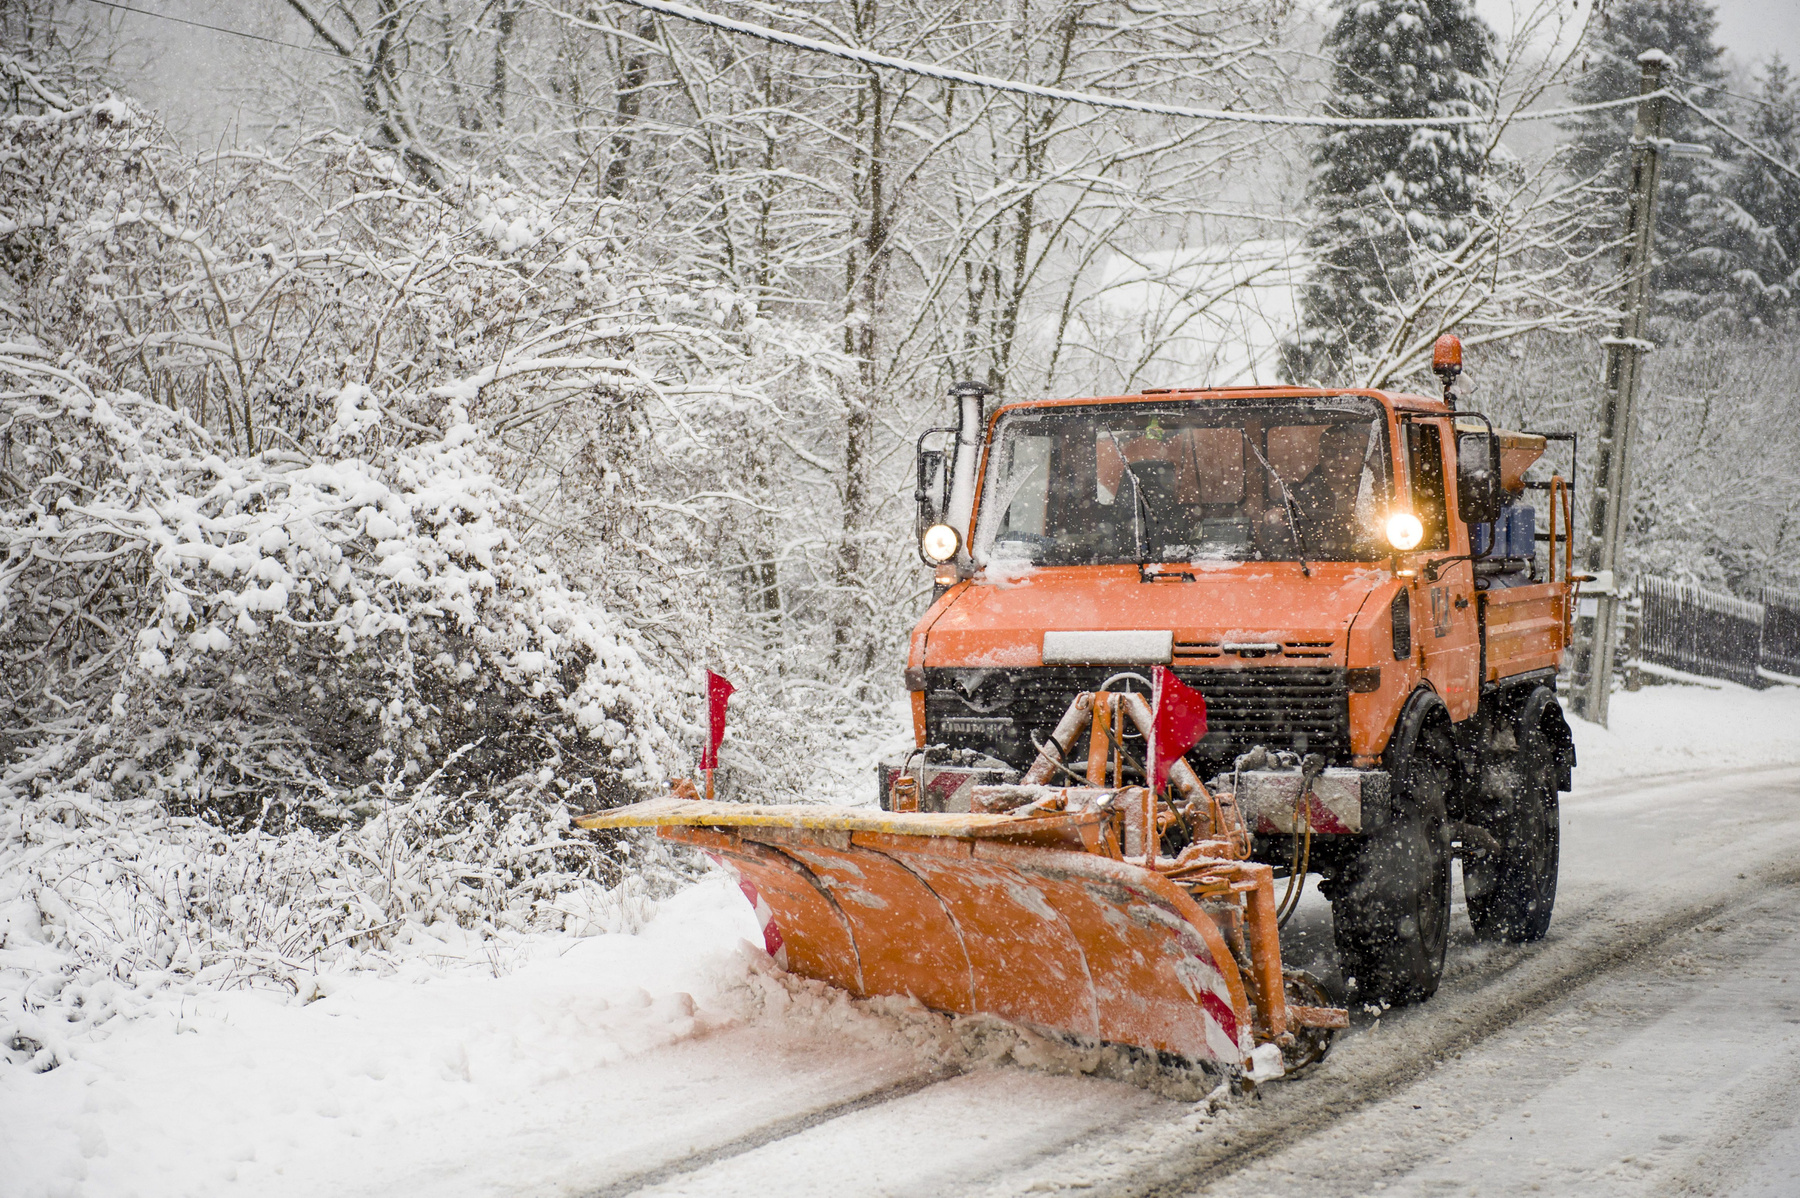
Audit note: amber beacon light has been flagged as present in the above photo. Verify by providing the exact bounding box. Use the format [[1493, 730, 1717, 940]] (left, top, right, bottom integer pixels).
[[1432, 333, 1463, 407]]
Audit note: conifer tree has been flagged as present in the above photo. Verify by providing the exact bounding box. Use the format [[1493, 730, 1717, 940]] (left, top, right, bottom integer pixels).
[[1716, 57, 1800, 323], [1289, 0, 1497, 382], [1563, 0, 1733, 317]]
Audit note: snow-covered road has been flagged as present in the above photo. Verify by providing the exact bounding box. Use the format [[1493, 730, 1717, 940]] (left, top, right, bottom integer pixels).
[[5, 684, 1800, 1198]]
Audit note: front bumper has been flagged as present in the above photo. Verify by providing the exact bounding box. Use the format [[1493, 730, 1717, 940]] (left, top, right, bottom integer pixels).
[[1221, 766, 1390, 835]]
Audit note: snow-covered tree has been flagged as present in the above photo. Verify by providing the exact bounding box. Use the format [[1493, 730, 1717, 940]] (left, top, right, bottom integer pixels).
[[556, 0, 1296, 672], [1713, 56, 1800, 323], [1563, 0, 1734, 319], [909, 0, 1290, 397], [1290, 0, 1498, 382]]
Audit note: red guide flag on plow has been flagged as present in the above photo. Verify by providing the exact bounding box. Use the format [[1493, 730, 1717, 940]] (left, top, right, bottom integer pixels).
[[700, 670, 734, 771], [1151, 666, 1207, 794]]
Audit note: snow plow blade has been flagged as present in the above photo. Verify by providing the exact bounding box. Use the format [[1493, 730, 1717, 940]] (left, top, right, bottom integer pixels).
[[578, 787, 1345, 1070]]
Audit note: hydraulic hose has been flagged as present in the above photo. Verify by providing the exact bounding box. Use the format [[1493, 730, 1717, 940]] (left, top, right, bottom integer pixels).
[[1277, 753, 1326, 927]]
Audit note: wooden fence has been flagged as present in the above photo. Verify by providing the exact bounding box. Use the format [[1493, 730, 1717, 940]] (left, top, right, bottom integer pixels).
[[1630, 577, 1800, 687]]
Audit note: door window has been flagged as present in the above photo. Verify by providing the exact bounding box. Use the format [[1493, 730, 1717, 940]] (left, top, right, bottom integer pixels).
[[1405, 421, 1450, 552]]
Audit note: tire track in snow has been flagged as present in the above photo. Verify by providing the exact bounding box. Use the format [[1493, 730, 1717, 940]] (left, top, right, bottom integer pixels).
[[1093, 770, 1800, 1197], [580, 1066, 965, 1197], [1108, 878, 1800, 1197]]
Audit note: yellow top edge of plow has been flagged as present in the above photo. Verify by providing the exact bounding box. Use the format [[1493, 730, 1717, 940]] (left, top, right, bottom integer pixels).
[[574, 796, 1051, 838]]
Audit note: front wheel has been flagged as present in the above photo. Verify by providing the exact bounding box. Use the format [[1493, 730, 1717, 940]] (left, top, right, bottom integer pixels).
[[1464, 720, 1560, 942], [1329, 702, 1453, 1006]]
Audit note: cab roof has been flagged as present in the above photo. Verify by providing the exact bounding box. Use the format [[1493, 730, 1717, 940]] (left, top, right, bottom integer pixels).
[[990, 385, 1449, 417]]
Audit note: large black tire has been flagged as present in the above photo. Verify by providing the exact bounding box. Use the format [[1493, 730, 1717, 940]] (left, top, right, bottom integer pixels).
[[1330, 696, 1454, 1006], [1464, 713, 1560, 943]]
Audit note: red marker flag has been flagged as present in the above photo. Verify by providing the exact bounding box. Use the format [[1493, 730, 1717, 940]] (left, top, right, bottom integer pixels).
[[1150, 666, 1207, 794], [699, 670, 734, 771]]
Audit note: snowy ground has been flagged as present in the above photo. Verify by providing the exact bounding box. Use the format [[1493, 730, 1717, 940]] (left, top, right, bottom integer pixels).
[[4, 680, 1800, 1198]]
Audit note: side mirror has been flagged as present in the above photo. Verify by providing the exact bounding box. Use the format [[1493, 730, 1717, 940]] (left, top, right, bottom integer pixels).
[[1456, 430, 1502, 526], [916, 445, 948, 531]]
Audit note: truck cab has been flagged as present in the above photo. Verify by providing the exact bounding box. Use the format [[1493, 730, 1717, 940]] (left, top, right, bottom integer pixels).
[[898, 373, 1579, 1005]]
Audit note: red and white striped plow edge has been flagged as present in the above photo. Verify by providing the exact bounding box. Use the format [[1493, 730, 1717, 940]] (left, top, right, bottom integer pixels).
[[1164, 911, 1254, 1062], [709, 852, 788, 969]]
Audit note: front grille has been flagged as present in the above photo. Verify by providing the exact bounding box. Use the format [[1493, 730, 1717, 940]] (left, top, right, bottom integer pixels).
[[924, 665, 1350, 772]]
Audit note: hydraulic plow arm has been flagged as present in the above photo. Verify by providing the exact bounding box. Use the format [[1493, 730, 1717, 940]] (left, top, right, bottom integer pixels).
[[577, 692, 1346, 1073]]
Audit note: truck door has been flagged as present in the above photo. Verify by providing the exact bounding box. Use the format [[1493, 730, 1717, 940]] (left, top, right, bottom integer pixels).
[[1404, 418, 1480, 721]]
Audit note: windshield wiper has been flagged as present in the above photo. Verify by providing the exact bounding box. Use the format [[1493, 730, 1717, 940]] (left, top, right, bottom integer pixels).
[[1242, 433, 1312, 578], [1102, 428, 1150, 569]]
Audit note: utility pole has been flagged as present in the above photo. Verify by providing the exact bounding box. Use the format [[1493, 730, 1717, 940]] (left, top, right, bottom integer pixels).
[[1570, 51, 1668, 727]]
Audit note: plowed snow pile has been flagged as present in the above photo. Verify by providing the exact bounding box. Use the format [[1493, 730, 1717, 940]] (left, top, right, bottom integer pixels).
[[2, 682, 1797, 1197]]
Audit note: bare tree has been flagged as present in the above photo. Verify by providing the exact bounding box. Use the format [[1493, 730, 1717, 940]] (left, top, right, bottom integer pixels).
[[283, 0, 453, 183]]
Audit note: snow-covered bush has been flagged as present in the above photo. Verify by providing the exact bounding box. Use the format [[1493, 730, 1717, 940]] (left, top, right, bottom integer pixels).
[[1, 349, 683, 827], [0, 53, 883, 814], [0, 58, 769, 822]]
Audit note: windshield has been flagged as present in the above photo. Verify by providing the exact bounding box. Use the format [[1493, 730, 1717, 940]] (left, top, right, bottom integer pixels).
[[971, 398, 1392, 567]]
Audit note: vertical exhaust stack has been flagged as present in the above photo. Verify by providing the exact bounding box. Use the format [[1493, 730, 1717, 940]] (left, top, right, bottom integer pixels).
[[944, 381, 990, 568]]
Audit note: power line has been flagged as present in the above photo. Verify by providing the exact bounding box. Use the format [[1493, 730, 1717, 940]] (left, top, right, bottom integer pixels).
[[1583, 47, 1791, 117], [605, 0, 1666, 129], [1680, 98, 1800, 188], [1665, 63, 1790, 115], [80, 0, 331, 58], [1584, 52, 1800, 185], [83, 0, 1658, 133]]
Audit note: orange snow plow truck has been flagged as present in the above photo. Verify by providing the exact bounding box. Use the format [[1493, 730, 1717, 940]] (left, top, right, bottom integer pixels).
[[581, 336, 1581, 1076]]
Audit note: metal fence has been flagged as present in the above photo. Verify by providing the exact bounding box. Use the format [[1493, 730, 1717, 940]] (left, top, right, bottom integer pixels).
[[1763, 587, 1800, 679], [1630, 577, 1800, 687]]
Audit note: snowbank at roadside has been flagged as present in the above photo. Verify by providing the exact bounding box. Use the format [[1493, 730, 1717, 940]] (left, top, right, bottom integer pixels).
[[1568, 679, 1800, 788]]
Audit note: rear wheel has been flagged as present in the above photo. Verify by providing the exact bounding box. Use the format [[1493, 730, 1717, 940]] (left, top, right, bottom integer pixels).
[[1465, 719, 1560, 942], [1330, 700, 1453, 1006]]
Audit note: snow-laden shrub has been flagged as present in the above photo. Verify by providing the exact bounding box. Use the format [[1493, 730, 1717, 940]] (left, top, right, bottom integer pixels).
[[26, 66, 919, 814], [0, 56, 884, 811], [1, 342, 684, 827], [0, 60, 726, 821]]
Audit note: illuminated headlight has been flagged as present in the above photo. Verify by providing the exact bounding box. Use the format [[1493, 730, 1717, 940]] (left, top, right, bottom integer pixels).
[[1385, 512, 1424, 551], [921, 523, 961, 564]]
